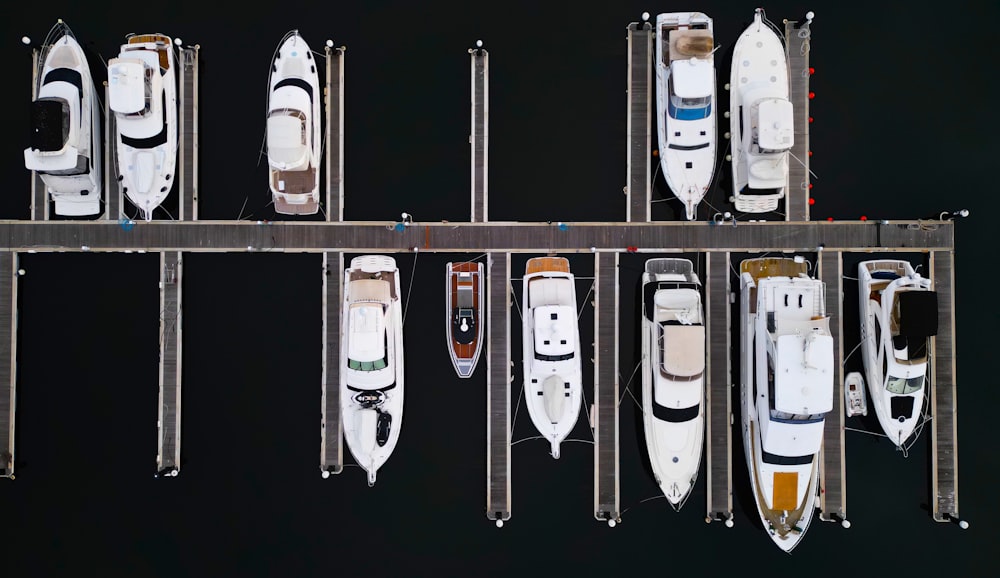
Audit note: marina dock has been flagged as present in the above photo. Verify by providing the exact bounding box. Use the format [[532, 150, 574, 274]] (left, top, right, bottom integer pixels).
[[1, 16, 964, 533]]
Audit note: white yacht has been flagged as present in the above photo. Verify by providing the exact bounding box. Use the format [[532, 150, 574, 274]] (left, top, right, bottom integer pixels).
[[266, 30, 321, 215], [729, 9, 793, 214], [654, 12, 716, 220], [739, 257, 833, 552], [858, 260, 937, 449], [341, 255, 405, 486], [641, 258, 705, 510], [108, 33, 178, 221], [23, 20, 102, 217], [522, 257, 582, 459]]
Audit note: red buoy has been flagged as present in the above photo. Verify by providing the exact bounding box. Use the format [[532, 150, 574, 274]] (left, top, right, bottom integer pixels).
[[808, 151, 813, 157], [809, 197, 815, 206], [808, 183, 814, 190], [809, 67, 815, 75], [808, 116, 814, 123], [826, 217, 833, 222], [860, 216, 867, 221], [808, 91, 815, 99]]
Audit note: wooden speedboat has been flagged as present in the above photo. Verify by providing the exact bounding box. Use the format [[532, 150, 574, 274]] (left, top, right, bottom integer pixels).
[[445, 261, 484, 378]]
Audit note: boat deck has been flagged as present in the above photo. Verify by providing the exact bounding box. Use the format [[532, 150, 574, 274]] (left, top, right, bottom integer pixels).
[[818, 250, 846, 523], [471, 48, 488, 222], [706, 252, 732, 522], [0, 254, 15, 478], [785, 18, 811, 222], [486, 253, 510, 522], [156, 251, 182, 475], [593, 252, 619, 522], [627, 22, 652, 223]]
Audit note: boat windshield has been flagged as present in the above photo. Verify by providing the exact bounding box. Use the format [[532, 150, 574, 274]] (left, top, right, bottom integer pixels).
[[348, 357, 388, 371], [668, 75, 711, 120], [887, 374, 923, 395]]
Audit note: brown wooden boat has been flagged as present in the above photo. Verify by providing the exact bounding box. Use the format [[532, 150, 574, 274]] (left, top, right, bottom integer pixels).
[[445, 261, 484, 378]]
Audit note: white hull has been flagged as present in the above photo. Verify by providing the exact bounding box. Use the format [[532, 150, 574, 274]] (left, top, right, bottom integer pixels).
[[729, 10, 791, 214], [341, 255, 404, 486], [739, 257, 833, 552], [522, 258, 582, 458], [640, 258, 705, 509], [266, 31, 321, 215], [24, 23, 102, 216], [655, 12, 716, 220], [109, 34, 178, 221], [858, 260, 935, 449]]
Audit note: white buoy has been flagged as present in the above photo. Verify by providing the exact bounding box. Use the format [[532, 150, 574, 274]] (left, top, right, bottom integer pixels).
[[495, 519, 504, 528], [724, 132, 731, 139], [321, 470, 330, 479], [590, 247, 597, 252], [476, 39, 483, 48], [326, 39, 334, 48], [959, 520, 970, 530], [641, 12, 650, 21], [723, 111, 730, 118], [608, 519, 617, 528], [17, 269, 25, 276], [21, 36, 31, 46], [174, 37, 183, 47], [958, 209, 970, 217], [725, 154, 732, 161], [841, 519, 851, 529], [725, 518, 734, 528], [806, 11, 815, 21]]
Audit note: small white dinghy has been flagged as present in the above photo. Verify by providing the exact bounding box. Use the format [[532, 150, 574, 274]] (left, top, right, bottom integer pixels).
[[845, 371, 867, 417]]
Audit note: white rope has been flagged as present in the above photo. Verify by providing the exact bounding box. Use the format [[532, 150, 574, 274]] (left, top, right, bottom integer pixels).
[[401, 250, 419, 326], [577, 280, 595, 320], [618, 359, 644, 408]]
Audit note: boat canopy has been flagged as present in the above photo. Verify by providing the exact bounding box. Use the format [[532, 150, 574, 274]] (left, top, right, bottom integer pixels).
[[774, 333, 833, 415], [661, 323, 705, 377], [108, 59, 149, 115], [756, 98, 794, 151], [267, 111, 307, 165], [671, 57, 713, 99], [528, 278, 573, 308], [348, 303, 386, 363]]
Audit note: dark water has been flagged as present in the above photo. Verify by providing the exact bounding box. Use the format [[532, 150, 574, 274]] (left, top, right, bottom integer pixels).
[[2, 1, 997, 575]]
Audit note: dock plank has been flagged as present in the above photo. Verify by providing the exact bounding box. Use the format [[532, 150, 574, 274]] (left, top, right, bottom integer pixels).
[[594, 252, 619, 520], [819, 250, 846, 522], [486, 252, 510, 521], [156, 251, 182, 475], [931, 252, 959, 521], [785, 19, 811, 222], [178, 47, 199, 221], [706, 252, 732, 521], [471, 49, 488, 222], [325, 46, 345, 221], [627, 23, 652, 223], [0, 254, 16, 477], [321, 252, 344, 474]]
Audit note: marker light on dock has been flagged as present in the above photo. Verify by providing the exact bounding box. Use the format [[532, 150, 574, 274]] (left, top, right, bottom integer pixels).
[[322, 470, 330, 479], [21, 36, 31, 45], [809, 198, 815, 205], [809, 67, 815, 75], [642, 12, 650, 21], [496, 519, 504, 528], [725, 518, 734, 528], [808, 91, 815, 99], [174, 38, 183, 46], [959, 520, 970, 530], [326, 39, 334, 48], [476, 40, 483, 48], [608, 519, 617, 528]]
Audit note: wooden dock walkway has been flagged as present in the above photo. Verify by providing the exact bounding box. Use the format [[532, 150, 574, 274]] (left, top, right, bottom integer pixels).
[[818, 250, 847, 524], [0, 254, 15, 478], [179, 46, 199, 221], [321, 252, 344, 476], [931, 251, 960, 524], [627, 22, 652, 222], [705, 252, 732, 523], [471, 48, 488, 222], [325, 45, 345, 221], [156, 251, 182, 476], [486, 252, 511, 523], [785, 17, 812, 221], [593, 252, 619, 523]]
